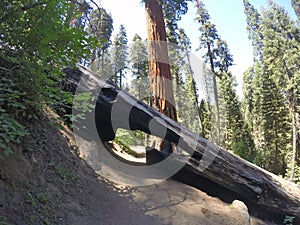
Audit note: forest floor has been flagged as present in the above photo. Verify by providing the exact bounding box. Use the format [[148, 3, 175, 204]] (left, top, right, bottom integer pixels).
[[0, 113, 281, 225]]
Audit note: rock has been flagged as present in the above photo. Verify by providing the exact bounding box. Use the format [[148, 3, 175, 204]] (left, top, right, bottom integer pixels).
[[232, 200, 251, 225]]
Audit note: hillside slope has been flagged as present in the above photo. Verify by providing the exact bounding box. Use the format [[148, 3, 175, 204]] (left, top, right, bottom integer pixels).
[[0, 114, 280, 225], [0, 115, 164, 225]]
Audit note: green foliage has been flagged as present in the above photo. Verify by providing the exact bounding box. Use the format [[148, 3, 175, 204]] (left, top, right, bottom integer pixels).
[[115, 129, 144, 147], [129, 34, 149, 102], [0, 71, 27, 156], [198, 99, 211, 139], [166, 28, 202, 134], [87, 7, 113, 65], [0, 0, 97, 156], [54, 165, 76, 181], [218, 72, 255, 161], [242, 66, 255, 130], [291, 0, 300, 21], [285, 159, 300, 184], [0, 114, 27, 157], [73, 92, 95, 114], [180, 73, 201, 134], [243, 0, 263, 60], [231, 140, 255, 162], [243, 1, 300, 177], [252, 63, 291, 174], [115, 129, 145, 156], [283, 215, 295, 225], [0, 216, 10, 225], [54, 165, 76, 191], [195, 1, 233, 75], [195, 1, 234, 145], [162, 0, 192, 44], [24, 190, 53, 225], [111, 25, 128, 88]]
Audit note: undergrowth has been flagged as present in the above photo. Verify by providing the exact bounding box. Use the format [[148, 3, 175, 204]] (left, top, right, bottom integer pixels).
[[0, 1, 97, 158]]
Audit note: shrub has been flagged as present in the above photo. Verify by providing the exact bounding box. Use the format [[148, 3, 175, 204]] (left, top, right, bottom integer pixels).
[[0, 1, 97, 157]]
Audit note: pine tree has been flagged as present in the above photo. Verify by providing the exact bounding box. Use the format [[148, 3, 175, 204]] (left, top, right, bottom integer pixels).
[[182, 30, 204, 135], [201, 65, 215, 140], [111, 25, 128, 88], [252, 62, 291, 174], [242, 0, 263, 137], [167, 28, 197, 132], [162, 1, 195, 129], [195, 1, 233, 145], [242, 66, 255, 129], [243, 0, 263, 61], [129, 34, 149, 101], [195, 0, 219, 143], [242, 0, 297, 175], [162, 0, 191, 44], [291, 0, 300, 21], [260, 2, 300, 178], [97, 50, 113, 81], [182, 72, 204, 134], [86, 7, 113, 66], [218, 73, 255, 160], [198, 99, 211, 139]]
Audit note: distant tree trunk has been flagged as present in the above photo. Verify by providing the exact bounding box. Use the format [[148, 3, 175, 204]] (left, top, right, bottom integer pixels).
[[145, 0, 177, 153], [289, 93, 297, 180], [207, 44, 220, 145], [186, 56, 204, 137]]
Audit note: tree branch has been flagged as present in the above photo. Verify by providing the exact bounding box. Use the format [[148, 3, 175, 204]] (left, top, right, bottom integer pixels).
[[89, 0, 102, 12], [21, 1, 50, 11]]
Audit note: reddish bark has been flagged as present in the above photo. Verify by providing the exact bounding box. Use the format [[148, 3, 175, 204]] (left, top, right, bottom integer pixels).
[[145, 0, 177, 122]]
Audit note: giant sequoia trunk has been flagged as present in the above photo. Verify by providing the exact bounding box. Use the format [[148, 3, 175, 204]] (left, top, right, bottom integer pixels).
[[145, 0, 177, 153], [145, 0, 177, 121], [63, 65, 300, 222]]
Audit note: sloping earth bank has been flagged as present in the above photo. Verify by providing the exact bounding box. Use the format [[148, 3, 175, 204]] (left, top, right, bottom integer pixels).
[[0, 115, 280, 225]]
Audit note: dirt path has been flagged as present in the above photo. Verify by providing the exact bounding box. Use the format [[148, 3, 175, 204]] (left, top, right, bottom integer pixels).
[[76, 133, 275, 225]]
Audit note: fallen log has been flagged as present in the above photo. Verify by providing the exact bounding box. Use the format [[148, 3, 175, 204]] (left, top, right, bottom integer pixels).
[[63, 65, 300, 220]]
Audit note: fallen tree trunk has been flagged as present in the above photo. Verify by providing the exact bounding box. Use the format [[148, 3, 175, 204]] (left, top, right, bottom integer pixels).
[[62, 65, 300, 220]]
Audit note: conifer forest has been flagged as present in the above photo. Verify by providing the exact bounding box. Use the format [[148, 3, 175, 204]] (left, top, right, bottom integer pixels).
[[0, 0, 300, 187]]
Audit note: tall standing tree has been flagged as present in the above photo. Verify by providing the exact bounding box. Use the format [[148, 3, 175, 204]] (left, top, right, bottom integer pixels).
[[162, 0, 191, 44], [111, 24, 128, 88], [87, 7, 113, 66], [144, 0, 192, 152], [130, 34, 149, 101], [129, 34, 150, 146], [175, 29, 202, 134], [195, 0, 233, 145], [260, 2, 300, 178], [144, 0, 177, 121], [162, 1, 193, 126], [242, 0, 263, 134], [252, 61, 290, 174], [243, 0, 263, 61], [214, 38, 253, 156], [144, 0, 179, 153], [218, 72, 255, 160], [243, 1, 299, 176], [242, 65, 256, 131]]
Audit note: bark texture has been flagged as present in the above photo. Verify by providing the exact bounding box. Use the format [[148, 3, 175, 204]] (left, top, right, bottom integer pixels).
[[145, 0, 177, 121]]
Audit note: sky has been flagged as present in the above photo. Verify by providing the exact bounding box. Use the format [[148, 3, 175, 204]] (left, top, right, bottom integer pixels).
[[96, 0, 297, 96]]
